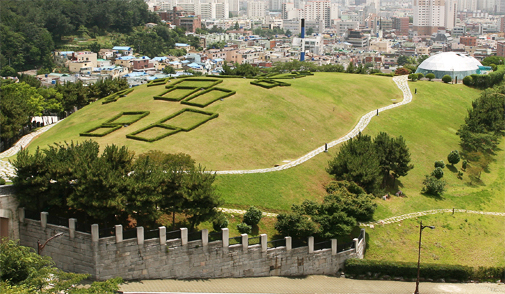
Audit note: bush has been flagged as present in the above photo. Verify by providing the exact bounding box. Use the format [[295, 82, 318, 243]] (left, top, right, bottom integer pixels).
[[243, 206, 263, 226], [416, 73, 424, 79], [422, 175, 446, 195], [395, 67, 410, 76], [442, 75, 452, 83], [431, 167, 444, 179], [426, 73, 435, 81], [236, 222, 252, 234], [462, 75, 473, 86], [212, 214, 229, 232], [462, 160, 468, 170], [181, 87, 236, 108], [344, 259, 473, 281], [408, 73, 418, 81], [447, 150, 461, 166], [0, 178, 5, 185], [434, 160, 445, 169]]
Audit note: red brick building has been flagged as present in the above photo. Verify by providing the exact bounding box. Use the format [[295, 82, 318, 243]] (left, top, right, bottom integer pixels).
[[392, 17, 410, 35], [157, 7, 201, 33], [460, 36, 476, 47], [497, 42, 505, 58]]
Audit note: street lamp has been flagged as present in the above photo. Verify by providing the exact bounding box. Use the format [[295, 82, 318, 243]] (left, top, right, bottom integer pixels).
[[414, 221, 435, 294], [37, 232, 64, 255]]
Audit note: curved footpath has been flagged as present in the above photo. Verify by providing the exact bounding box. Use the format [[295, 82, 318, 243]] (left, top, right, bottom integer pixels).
[[0, 76, 410, 180]]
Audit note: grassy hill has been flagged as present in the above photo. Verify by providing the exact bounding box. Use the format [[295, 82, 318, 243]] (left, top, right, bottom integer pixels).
[[25, 73, 401, 170]]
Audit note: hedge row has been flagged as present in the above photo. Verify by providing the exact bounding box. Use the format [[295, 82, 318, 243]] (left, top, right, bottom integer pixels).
[[181, 87, 236, 108], [250, 79, 291, 89], [147, 77, 170, 87], [80, 111, 150, 137], [463, 66, 505, 89], [153, 86, 200, 102], [374, 72, 394, 77], [102, 88, 135, 104], [126, 124, 181, 142], [344, 259, 504, 282], [167, 78, 223, 89]]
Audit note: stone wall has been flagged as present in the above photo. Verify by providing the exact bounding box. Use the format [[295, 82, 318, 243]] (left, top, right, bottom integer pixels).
[[19, 212, 365, 281], [0, 186, 20, 240]]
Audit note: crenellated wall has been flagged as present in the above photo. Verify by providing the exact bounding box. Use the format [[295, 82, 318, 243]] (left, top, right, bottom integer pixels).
[[19, 211, 365, 280]]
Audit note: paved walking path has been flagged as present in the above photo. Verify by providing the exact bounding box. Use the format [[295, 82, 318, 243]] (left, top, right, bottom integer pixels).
[[118, 275, 505, 294], [0, 121, 62, 181], [0, 76, 410, 181], [214, 75, 412, 175]]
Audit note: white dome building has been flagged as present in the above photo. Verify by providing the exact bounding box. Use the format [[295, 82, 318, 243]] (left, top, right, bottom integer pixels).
[[416, 52, 484, 80]]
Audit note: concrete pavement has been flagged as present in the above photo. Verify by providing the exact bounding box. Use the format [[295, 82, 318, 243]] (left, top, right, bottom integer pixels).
[[119, 275, 505, 294]]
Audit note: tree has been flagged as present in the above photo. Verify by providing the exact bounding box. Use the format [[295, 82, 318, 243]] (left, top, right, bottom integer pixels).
[[275, 213, 316, 238], [431, 167, 444, 179], [442, 75, 452, 83], [234, 21, 239, 30], [481, 56, 505, 66], [395, 67, 410, 75], [0, 238, 122, 293], [243, 206, 262, 226], [373, 132, 414, 188], [89, 42, 101, 54], [408, 73, 418, 81], [416, 73, 424, 79], [286, 29, 292, 36], [327, 133, 381, 194], [417, 55, 429, 65], [0, 65, 17, 77], [426, 73, 435, 81], [434, 160, 445, 169], [397, 55, 411, 66], [212, 214, 228, 231], [345, 61, 355, 73], [422, 175, 446, 195], [163, 66, 176, 74], [463, 75, 473, 86], [306, 28, 314, 35], [237, 222, 252, 234], [447, 150, 461, 166]]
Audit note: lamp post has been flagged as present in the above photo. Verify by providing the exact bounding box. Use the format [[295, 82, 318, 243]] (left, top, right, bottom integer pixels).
[[414, 221, 435, 294], [37, 232, 64, 255]]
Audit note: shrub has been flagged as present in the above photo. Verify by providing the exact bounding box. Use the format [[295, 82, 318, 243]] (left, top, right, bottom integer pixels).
[[344, 259, 472, 281], [447, 150, 461, 165], [157, 108, 218, 131], [416, 73, 424, 79], [395, 67, 410, 75], [126, 125, 181, 142], [462, 160, 468, 170], [431, 167, 444, 179], [181, 87, 236, 108], [236, 222, 252, 234], [458, 171, 464, 179], [422, 175, 446, 195], [243, 206, 263, 226], [462, 75, 473, 86], [212, 214, 229, 232], [442, 75, 452, 83], [408, 73, 418, 81], [434, 160, 445, 169], [0, 178, 5, 185], [426, 73, 435, 81]]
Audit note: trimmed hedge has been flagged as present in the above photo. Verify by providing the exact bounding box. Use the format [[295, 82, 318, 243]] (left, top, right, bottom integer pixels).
[[181, 87, 236, 108], [374, 73, 394, 77], [80, 125, 122, 137], [102, 88, 135, 104], [344, 259, 504, 282], [80, 111, 150, 137], [167, 78, 223, 89], [250, 79, 291, 89], [147, 77, 170, 87], [153, 86, 201, 102], [126, 124, 181, 142], [158, 108, 219, 131]]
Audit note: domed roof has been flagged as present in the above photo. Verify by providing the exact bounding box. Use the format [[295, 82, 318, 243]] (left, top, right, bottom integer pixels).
[[418, 52, 482, 72]]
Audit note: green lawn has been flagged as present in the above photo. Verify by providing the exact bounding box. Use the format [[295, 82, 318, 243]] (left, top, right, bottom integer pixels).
[[23, 73, 401, 170]]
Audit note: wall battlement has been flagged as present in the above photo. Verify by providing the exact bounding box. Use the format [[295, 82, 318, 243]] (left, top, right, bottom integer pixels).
[[19, 210, 365, 280]]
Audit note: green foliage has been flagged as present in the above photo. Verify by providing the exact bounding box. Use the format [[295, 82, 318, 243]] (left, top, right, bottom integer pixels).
[[157, 108, 218, 131], [101, 88, 134, 104], [416, 73, 424, 79], [442, 75, 452, 83], [395, 67, 410, 75], [146, 78, 170, 87], [462, 160, 468, 170], [0, 178, 5, 185], [250, 79, 291, 89], [397, 55, 415, 66], [0, 66, 17, 77], [126, 125, 181, 142], [426, 73, 435, 81], [162, 66, 176, 75], [344, 259, 473, 281], [243, 206, 263, 226], [434, 160, 445, 169], [463, 75, 473, 86], [431, 167, 444, 179], [408, 73, 418, 81], [80, 111, 150, 137], [274, 213, 316, 238], [481, 56, 505, 66], [181, 87, 236, 108], [422, 175, 446, 195], [11, 142, 222, 230], [236, 222, 252, 234], [447, 150, 461, 165], [154, 87, 200, 102], [221, 63, 260, 77], [212, 214, 229, 232]]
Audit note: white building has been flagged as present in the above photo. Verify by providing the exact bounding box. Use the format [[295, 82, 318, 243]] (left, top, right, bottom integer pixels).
[[413, 0, 457, 34], [247, 1, 266, 18]]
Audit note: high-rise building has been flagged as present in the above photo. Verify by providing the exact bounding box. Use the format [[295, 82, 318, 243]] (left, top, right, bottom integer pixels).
[[413, 0, 457, 35], [392, 17, 409, 35], [247, 1, 266, 18]]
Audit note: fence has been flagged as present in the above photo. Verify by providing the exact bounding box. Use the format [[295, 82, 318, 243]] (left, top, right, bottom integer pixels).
[[248, 236, 261, 246], [24, 209, 41, 221], [144, 229, 159, 240], [99, 227, 116, 238], [166, 230, 180, 240], [208, 231, 222, 242], [46, 214, 68, 227], [188, 230, 201, 242], [229, 236, 242, 245], [314, 240, 331, 251], [267, 239, 284, 248]]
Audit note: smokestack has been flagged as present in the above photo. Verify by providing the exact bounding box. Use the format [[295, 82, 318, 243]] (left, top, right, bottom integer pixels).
[[300, 18, 305, 62]]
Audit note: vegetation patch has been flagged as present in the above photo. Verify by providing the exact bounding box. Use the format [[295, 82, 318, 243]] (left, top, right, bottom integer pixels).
[[168, 78, 223, 89], [181, 87, 236, 107], [147, 77, 170, 87], [153, 86, 201, 102], [267, 71, 312, 79], [158, 108, 218, 131], [80, 111, 149, 137], [126, 125, 181, 142], [250, 79, 291, 89], [102, 88, 135, 104]]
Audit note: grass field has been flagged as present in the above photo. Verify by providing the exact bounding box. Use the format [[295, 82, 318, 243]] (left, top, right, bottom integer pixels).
[[23, 73, 401, 170]]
